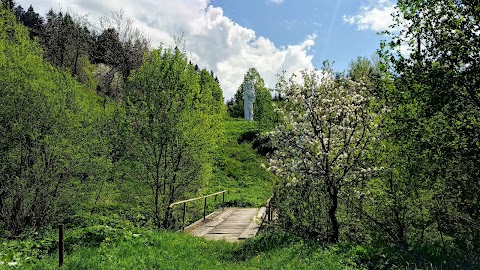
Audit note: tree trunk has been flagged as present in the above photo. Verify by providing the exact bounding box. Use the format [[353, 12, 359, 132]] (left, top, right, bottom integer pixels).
[[154, 184, 160, 229], [162, 184, 175, 229], [328, 185, 339, 243], [72, 49, 79, 76]]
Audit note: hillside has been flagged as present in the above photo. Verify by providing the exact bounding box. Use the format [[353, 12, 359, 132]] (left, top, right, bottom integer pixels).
[[206, 118, 274, 206]]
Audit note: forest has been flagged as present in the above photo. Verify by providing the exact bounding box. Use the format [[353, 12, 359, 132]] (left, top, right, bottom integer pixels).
[[0, 0, 479, 269]]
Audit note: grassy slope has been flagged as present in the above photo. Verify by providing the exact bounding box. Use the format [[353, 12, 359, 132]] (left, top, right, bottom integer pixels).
[[205, 118, 274, 207]]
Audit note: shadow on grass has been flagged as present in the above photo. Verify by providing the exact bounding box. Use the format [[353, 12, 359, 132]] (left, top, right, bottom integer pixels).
[[221, 200, 256, 208], [221, 231, 299, 262]]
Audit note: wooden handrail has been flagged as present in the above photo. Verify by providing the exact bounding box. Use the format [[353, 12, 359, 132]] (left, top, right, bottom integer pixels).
[[169, 190, 229, 208], [169, 190, 229, 231]]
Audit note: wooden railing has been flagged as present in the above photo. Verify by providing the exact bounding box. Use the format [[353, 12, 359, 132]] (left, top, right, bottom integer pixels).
[[265, 195, 273, 222], [169, 190, 229, 231]]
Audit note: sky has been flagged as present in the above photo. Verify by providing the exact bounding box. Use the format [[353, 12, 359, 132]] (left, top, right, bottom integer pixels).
[[16, 0, 397, 100]]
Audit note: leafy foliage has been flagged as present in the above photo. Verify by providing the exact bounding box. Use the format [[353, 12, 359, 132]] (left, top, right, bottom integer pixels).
[[0, 7, 110, 238], [124, 47, 224, 228], [375, 0, 480, 261]]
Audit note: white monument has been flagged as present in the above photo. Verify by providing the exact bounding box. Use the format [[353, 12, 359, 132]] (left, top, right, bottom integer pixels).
[[243, 81, 255, 121]]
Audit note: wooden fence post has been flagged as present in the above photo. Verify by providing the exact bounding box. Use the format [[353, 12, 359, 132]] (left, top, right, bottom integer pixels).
[[203, 197, 207, 221], [269, 203, 272, 221], [182, 203, 186, 231], [58, 224, 64, 267]]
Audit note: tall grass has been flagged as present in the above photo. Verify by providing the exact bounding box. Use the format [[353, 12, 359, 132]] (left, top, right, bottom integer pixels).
[[23, 231, 358, 270]]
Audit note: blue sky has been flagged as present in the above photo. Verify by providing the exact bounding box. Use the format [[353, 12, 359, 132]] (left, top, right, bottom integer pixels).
[[212, 0, 385, 71], [17, 0, 396, 99]]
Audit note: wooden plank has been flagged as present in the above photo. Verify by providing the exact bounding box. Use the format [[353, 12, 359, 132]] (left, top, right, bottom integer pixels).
[[185, 208, 235, 236], [185, 207, 264, 242], [203, 235, 240, 242], [195, 209, 236, 237], [239, 207, 266, 240], [209, 228, 245, 234]]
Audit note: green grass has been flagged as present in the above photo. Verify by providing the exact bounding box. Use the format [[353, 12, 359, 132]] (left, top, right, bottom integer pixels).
[[206, 117, 274, 207], [19, 231, 358, 270]]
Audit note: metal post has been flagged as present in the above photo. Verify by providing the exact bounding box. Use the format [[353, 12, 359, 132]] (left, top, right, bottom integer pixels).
[[203, 197, 207, 221], [222, 192, 225, 204], [58, 224, 64, 267], [182, 203, 186, 231]]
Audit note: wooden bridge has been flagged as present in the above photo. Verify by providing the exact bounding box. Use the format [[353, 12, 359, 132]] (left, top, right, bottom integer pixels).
[[169, 191, 273, 242]]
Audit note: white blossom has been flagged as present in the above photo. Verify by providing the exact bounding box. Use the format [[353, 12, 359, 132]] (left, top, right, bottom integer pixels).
[[267, 69, 382, 192]]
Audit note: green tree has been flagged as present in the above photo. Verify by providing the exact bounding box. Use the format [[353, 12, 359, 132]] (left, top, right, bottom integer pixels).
[[379, 0, 480, 255], [1, 0, 14, 10], [40, 11, 94, 78], [0, 7, 110, 237], [227, 86, 245, 118], [198, 68, 226, 115], [17, 5, 44, 39], [94, 11, 150, 99], [348, 56, 380, 85], [125, 47, 223, 229]]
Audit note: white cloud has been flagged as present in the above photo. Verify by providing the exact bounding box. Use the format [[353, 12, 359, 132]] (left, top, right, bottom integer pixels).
[[344, 0, 414, 56], [17, 0, 315, 100], [269, 0, 284, 4], [343, 0, 396, 32]]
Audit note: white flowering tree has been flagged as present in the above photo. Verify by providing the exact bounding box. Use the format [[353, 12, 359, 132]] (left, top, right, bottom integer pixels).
[[268, 69, 381, 243]]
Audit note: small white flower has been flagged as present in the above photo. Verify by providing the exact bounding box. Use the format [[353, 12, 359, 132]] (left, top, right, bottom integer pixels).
[[8, 261, 18, 267]]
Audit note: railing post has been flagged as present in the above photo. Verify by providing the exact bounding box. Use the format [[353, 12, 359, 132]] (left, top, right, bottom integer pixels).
[[182, 203, 186, 231], [222, 192, 225, 204], [268, 203, 272, 221], [58, 224, 64, 267], [203, 197, 207, 221]]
